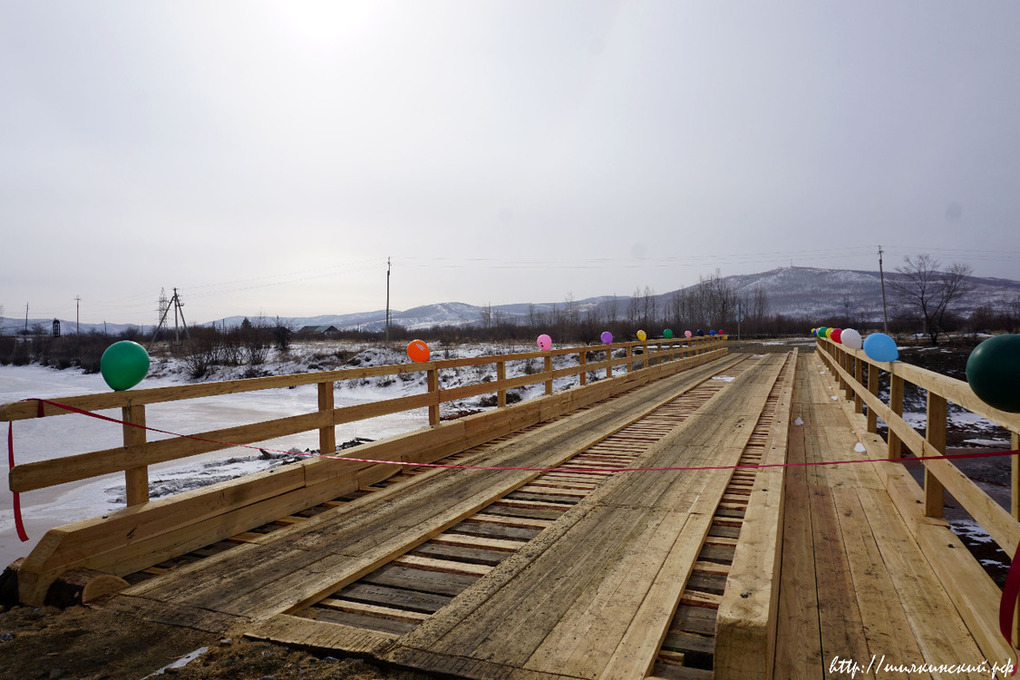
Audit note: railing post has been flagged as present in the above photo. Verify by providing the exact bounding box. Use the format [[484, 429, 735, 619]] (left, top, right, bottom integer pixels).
[[606, 347, 613, 379], [887, 374, 904, 459], [1012, 429, 1020, 646], [626, 345, 633, 373], [866, 363, 879, 433], [428, 366, 440, 426], [123, 404, 149, 506], [924, 393, 947, 518], [579, 350, 587, 386], [1012, 430, 1020, 520], [853, 353, 864, 413], [497, 360, 507, 407], [318, 380, 336, 455], [842, 350, 854, 401], [544, 355, 553, 395]]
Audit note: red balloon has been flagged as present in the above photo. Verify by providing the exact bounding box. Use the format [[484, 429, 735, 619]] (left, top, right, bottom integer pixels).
[[831, 328, 843, 344]]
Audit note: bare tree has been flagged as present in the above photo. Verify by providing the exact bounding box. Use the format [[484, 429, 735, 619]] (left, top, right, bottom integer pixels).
[[890, 254, 973, 345]]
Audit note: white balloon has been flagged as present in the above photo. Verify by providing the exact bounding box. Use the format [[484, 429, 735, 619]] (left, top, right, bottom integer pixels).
[[841, 328, 863, 351]]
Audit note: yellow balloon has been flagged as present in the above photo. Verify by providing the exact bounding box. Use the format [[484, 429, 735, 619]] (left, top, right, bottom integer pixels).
[[825, 328, 834, 339], [637, 330, 647, 341]]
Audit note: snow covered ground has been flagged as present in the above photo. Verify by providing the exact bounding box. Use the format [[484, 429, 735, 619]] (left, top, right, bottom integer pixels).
[[0, 341, 602, 567]]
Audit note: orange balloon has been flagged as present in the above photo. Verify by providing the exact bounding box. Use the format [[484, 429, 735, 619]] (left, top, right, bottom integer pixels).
[[407, 339, 430, 362]]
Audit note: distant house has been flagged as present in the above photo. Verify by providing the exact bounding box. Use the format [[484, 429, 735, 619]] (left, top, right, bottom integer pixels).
[[297, 325, 341, 337]]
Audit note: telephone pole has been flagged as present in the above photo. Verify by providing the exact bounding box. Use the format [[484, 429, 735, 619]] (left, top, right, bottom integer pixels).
[[75, 296, 82, 336], [148, 288, 190, 348], [385, 257, 391, 342], [878, 245, 889, 333]]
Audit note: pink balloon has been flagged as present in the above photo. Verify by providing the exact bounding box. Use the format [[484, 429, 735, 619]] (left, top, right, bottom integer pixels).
[[684, 330, 693, 338], [537, 334, 552, 351]]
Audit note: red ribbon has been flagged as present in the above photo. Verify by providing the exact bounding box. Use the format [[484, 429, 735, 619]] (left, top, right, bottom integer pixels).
[[7, 421, 29, 542]]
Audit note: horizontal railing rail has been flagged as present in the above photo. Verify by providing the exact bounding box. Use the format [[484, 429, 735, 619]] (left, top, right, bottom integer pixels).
[[3, 337, 723, 504]]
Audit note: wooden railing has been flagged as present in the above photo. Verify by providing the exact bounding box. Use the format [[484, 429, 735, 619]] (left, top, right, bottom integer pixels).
[[815, 336, 1020, 658], [3, 336, 728, 606], [1, 336, 721, 504]]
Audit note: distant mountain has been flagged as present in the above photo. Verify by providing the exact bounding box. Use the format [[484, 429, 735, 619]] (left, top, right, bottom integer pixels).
[[713, 266, 1020, 323], [4, 267, 1018, 337]]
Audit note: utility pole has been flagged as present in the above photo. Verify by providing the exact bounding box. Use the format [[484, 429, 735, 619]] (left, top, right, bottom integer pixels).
[[878, 245, 889, 333], [75, 296, 82, 336], [385, 257, 391, 342], [148, 288, 191, 349]]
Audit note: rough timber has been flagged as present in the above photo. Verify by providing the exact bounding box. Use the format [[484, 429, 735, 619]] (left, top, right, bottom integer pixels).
[[5, 342, 1018, 679]]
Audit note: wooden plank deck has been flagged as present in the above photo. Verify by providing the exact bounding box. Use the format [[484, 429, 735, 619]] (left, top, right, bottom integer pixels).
[[78, 349, 1005, 679], [774, 352, 992, 680], [105, 354, 749, 628], [382, 354, 790, 679]]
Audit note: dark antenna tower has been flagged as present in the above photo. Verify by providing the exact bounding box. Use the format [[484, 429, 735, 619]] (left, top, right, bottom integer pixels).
[[149, 287, 191, 348]]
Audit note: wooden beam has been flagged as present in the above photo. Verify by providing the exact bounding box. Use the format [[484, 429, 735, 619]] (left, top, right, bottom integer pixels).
[[888, 374, 904, 459], [317, 381, 336, 456], [122, 404, 148, 506], [924, 393, 947, 518]]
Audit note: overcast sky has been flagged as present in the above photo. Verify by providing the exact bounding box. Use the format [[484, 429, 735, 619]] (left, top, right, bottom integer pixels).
[[2, 1, 1019, 325]]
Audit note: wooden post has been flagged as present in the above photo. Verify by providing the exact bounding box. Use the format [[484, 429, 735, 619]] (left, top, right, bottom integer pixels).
[[606, 347, 613, 379], [626, 345, 633, 373], [924, 392, 947, 518], [497, 360, 507, 407], [1012, 430, 1020, 647], [842, 351, 853, 401], [1012, 430, 1020, 519], [427, 366, 440, 426], [867, 364, 879, 433], [579, 350, 587, 386], [853, 354, 864, 413], [122, 404, 148, 506], [888, 374, 904, 459], [544, 355, 553, 396], [317, 381, 336, 455]]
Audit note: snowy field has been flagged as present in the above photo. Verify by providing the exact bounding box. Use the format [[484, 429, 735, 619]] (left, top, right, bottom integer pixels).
[[0, 341, 594, 568]]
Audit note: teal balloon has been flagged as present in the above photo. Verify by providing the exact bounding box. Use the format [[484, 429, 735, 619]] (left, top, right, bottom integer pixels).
[[863, 333, 898, 363], [967, 335, 1020, 413], [100, 341, 150, 391], [663, 329, 673, 339]]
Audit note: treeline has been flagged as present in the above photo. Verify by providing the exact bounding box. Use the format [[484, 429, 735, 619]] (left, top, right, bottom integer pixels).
[[5, 270, 1020, 373]]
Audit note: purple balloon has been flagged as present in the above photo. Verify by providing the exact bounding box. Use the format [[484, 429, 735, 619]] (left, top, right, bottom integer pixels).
[[600, 331, 613, 344]]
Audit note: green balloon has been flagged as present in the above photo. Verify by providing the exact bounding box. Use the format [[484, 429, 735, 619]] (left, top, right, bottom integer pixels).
[[100, 341, 150, 391], [663, 329, 673, 338], [966, 335, 1020, 413]]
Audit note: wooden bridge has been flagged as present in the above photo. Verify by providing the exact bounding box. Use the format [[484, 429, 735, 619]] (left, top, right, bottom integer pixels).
[[3, 336, 1020, 679]]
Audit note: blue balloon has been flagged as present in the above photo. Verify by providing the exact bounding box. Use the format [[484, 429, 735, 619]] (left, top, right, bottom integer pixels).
[[696, 329, 705, 336], [863, 333, 898, 363], [709, 329, 716, 336]]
